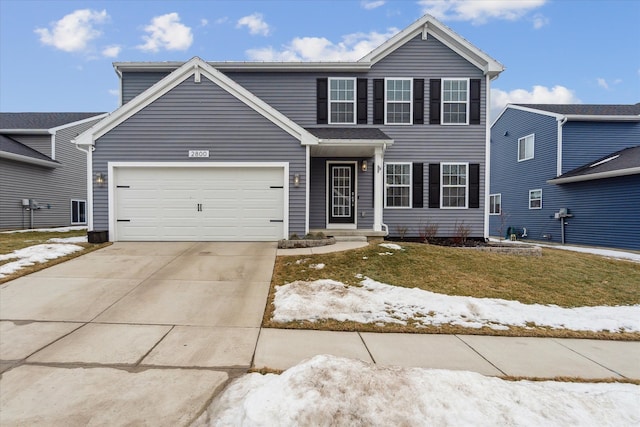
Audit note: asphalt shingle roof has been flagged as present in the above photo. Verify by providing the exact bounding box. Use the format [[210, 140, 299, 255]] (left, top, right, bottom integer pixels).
[[305, 127, 392, 140], [514, 104, 640, 116], [0, 134, 58, 163], [0, 112, 105, 130]]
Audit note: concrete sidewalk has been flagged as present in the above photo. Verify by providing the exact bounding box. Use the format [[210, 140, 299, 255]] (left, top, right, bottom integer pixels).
[[253, 329, 640, 379]]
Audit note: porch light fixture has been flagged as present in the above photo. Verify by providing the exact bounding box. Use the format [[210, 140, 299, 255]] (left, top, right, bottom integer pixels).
[[361, 160, 368, 172], [293, 174, 300, 187], [95, 173, 106, 187]]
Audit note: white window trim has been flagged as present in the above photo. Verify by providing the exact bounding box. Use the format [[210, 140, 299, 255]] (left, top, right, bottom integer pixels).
[[529, 189, 542, 210], [518, 133, 535, 162], [489, 193, 501, 215], [441, 78, 470, 126], [71, 199, 87, 224], [440, 162, 469, 209], [384, 162, 412, 209], [384, 77, 413, 125], [328, 77, 357, 125]]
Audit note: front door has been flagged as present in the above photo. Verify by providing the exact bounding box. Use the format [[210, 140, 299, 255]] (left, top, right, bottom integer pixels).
[[328, 163, 356, 225]]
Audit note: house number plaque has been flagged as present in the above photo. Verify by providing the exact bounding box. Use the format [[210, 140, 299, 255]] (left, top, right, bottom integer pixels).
[[188, 150, 209, 158]]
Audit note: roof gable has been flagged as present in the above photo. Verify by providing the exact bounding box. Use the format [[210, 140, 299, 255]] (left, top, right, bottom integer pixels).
[[75, 57, 317, 146], [0, 134, 59, 168]]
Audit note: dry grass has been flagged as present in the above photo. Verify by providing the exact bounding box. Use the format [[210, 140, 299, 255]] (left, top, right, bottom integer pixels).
[[0, 229, 111, 284], [263, 242, 640, 340]]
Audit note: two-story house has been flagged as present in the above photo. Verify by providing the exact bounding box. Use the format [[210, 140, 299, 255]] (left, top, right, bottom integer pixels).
[[73, 14, 504, 242], [0, 112, 106, 230], [489, 104, 640, 250]]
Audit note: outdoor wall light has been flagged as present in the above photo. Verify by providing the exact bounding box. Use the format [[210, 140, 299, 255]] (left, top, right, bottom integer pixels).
[[293, 174, 300, 187], [95, 173, 106, 187], [361, 160, 368, 172]]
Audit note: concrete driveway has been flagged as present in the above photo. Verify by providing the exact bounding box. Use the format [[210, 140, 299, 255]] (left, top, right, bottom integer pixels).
[[0, 242, 276, 426]]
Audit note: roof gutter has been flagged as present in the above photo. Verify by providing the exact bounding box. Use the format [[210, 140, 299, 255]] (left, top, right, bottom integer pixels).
[[0, 151, 60, 168], [548, 167, 640, 184]]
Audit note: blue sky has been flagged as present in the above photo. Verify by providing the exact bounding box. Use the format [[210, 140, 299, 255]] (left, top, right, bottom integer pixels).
[[1, 0, 638, 117]]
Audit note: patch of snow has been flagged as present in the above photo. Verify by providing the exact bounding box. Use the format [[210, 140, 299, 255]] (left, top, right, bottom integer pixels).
[[488, 238, 640, 263], [309, 263, 325, 270], [379, 243, 403, 250], [378, 252, 394, 256], [194, 355, 640, 427], [362, 256, 368, 260], [48, 236, 88, 244], [273, 278, 640, 332], [0, 244, 84, 278], [0, 226, 87, 234], [295, 258, 309, 265]]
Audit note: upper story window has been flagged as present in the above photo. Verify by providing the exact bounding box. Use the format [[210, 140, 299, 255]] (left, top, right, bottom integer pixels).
[[385, 163, 412, 208], [441, 162, 468, 208], [489, 194, 501, 215], [329, 78, 356, 124], [518, 134, 535, 161], [385, 78, 412, 124], [442, 79, 469, 125], [529, 189, 542, 209]]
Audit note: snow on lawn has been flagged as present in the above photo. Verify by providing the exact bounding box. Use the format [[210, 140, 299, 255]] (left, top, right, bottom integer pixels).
[[0, 244, 84, 278], [379, 243, 403, 250], [194, 355, 640, 427], [273, 278, 640, 332], [0, 226, 87, 234], [48, 236, 88, 243]]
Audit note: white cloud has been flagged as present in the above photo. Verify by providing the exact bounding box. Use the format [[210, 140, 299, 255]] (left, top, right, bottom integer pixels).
[[246, 28, 398, 61], [491, 85, 580, 119], [531, 13, 549, 29], [419, 0, 547, 25], [215, 16, 229, 25], [200, 18, 209, 27], [236, 13, 271, 36], [35, 9, 108, 52], [597, 78, 609, 89], [361, 0, 386, 10], [101, 45, 121, 58], [137, 13, 193, 52]]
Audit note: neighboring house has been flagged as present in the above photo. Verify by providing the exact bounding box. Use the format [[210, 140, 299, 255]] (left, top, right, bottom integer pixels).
[[489, 103, 640, 250], [0, 113, 106, 230], [73, 14, 504, 242]]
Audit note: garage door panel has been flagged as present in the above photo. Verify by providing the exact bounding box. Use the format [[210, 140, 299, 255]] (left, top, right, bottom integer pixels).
[[115, 166, 285, 241]]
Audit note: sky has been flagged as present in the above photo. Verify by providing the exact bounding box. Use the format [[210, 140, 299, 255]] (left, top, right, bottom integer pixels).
[[1, 0, 639, 118]]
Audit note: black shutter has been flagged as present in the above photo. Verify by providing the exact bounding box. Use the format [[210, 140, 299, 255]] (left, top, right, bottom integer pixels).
[[428, 163, 440, 208], [429, 79, 441, 124], [412, 162, 424, 208], [373, 79, 384, 124], [413, 79, 424, 124], [317, 78, 328, 124], [357, 78, 368, 124], [470, 79, 481, 125], [469, 163, 480, 208]]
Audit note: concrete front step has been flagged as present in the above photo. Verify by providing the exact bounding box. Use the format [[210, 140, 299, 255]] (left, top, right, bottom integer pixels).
[[310, 229, 387, 242], [333, 235, 368, 242]]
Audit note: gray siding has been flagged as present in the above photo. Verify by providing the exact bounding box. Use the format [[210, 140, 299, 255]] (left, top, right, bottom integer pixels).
[[490, 108, 640, 250], [93, 77, 307, 236], [8, 134, 52, 158], [0, 119, 98, 230], [121, 71, 170, 105]]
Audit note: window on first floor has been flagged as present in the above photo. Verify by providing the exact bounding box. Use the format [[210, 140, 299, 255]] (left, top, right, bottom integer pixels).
[[518, 134, 535, 161], [529, 189, 542, 209], [385, 78, 412, 124], [489, 194, 501, 215], [441, 162, 468, 208], [385, 162, 412, 208], [71, 199, 87, 224], [442, 78, 469, 125], [329, 78, 356, 124]]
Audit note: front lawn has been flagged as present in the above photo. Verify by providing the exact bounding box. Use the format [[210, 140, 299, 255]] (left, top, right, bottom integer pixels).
[[0, 228, 110, 283], [264, 242, 640, 339]]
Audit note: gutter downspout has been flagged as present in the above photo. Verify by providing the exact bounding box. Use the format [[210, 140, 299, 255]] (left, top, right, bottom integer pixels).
[[75, 142, 94, 230], [557, 117, 568, 176], [483, 74, 492, 240]]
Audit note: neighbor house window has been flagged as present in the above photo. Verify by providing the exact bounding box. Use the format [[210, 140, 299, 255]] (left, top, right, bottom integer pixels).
[[385, 163, 412, 208], [442, 79, 469, 124], [329, 78, 356, 124], [441, 163, 468, 208], [489, 194, 501, 215], [518, 134, 535, 161], [385, 78, 412, 124], [529, 189, 542, 209], [71, 199, 87, 224]]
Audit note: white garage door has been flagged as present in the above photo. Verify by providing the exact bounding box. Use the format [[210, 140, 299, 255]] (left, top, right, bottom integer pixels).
[[114, 166, 285, 241]]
